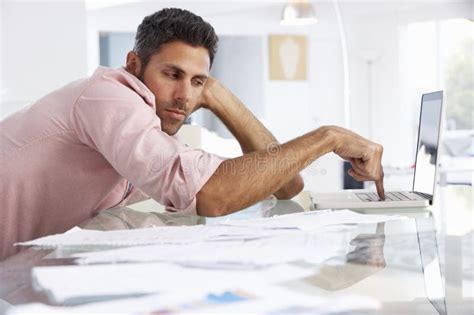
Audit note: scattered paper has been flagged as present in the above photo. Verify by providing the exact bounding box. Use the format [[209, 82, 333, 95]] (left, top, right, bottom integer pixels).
[[10, 209, 402, 313]]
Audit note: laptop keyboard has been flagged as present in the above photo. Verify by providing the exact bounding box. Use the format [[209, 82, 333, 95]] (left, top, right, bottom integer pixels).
[[356, 192, 419, 202]]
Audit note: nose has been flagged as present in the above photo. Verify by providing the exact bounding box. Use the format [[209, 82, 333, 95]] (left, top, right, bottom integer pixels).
[[173, 81, 192, 105]]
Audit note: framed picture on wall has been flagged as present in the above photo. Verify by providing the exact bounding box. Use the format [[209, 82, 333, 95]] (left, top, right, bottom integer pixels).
[[269, 35, 307, 80]]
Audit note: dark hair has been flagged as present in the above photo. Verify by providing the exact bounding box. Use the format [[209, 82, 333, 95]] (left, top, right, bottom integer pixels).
[[133, 8, 218, 68]]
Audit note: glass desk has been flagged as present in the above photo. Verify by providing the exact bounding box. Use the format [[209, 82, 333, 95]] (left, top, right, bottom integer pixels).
[[0, 185, 472, 314]]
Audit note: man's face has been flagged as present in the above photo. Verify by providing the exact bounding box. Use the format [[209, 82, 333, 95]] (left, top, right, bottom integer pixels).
[[137, 41, 210, 135]]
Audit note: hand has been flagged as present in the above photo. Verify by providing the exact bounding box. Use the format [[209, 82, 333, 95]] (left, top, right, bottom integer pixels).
[[327, 126, 385, 200], [195, 76, 220, 112]]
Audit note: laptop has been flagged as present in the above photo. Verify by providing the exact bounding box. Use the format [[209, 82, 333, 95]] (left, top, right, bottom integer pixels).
[[311, 91, 444, 209]]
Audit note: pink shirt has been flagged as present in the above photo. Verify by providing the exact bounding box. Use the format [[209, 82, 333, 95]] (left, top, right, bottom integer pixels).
[[0, 67, 225, 260]]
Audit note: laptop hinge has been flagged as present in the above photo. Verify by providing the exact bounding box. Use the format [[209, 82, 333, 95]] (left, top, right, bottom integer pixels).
[[414, 191, 433, 200]]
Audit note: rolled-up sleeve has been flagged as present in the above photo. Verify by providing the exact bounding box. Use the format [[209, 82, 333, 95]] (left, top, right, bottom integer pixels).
[[72, 93, 225, 215]]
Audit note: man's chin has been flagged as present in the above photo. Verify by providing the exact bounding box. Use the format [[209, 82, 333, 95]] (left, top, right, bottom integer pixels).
[[161, 123, 182, 136]]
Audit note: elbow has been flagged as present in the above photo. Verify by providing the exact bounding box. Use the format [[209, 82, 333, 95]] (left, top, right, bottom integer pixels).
[[196, 205, 227, 217], [293, 176, 305, 197], [196, 190, 229, 217], [288, 175, 305, 198], [275, 175, 305, 200]]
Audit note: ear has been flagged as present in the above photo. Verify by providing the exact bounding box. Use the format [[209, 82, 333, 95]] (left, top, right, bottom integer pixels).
[[125, 51, 142, 77]]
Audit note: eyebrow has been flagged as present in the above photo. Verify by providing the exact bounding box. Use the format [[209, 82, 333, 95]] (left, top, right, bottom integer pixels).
[[163, 64, 208, 80]]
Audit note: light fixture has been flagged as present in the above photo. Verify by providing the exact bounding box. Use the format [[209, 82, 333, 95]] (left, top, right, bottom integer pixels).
[[85, 0, 139, 11], [280, 0, 318, 26]]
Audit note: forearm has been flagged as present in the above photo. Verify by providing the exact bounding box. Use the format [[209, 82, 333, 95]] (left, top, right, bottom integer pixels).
[[204, 82, 304, 198], [206, 85, 274, 154], [196, 127, 334, 216]]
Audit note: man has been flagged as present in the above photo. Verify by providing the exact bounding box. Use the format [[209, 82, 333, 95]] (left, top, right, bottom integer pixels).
[[0, 8, 384, 260]]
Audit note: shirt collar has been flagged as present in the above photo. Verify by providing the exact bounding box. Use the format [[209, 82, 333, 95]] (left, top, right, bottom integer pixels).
[[112, 66, 156, 110]]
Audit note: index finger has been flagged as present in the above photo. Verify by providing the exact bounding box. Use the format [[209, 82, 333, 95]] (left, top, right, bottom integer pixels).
[[375, 178, 385, 200]]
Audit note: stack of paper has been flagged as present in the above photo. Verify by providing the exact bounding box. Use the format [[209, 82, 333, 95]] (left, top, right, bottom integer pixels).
[[7, 285, 381, 315]]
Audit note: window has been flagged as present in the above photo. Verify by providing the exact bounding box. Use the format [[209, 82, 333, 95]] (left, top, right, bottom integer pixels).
[[440, 19, 473, 131], [400, 18, 473, 162]]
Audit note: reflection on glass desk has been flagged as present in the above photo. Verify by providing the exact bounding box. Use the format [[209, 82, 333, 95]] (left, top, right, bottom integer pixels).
[[0, 186, 472, 315]]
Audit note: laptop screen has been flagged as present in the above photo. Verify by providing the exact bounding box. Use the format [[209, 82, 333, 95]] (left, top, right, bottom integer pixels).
[[413, 91, 443, 196]]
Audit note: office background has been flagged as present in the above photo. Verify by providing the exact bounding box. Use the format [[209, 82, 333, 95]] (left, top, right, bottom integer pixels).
[[0, 0, 472, 194]]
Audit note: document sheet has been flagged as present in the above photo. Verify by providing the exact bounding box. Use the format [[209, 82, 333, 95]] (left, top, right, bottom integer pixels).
[[31, 262, 314, 304], [220, 209, 405, 230], [16, 225, 276, 248], [73, 231, 347, 266]]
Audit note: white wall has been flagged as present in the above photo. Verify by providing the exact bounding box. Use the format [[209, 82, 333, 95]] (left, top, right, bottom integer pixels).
[[201, 4, 346, 191], [1, 0, 88, 119], [345, 1, 472, 172], [83, 2, 346, 191], [1, 0, 471, 192]]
